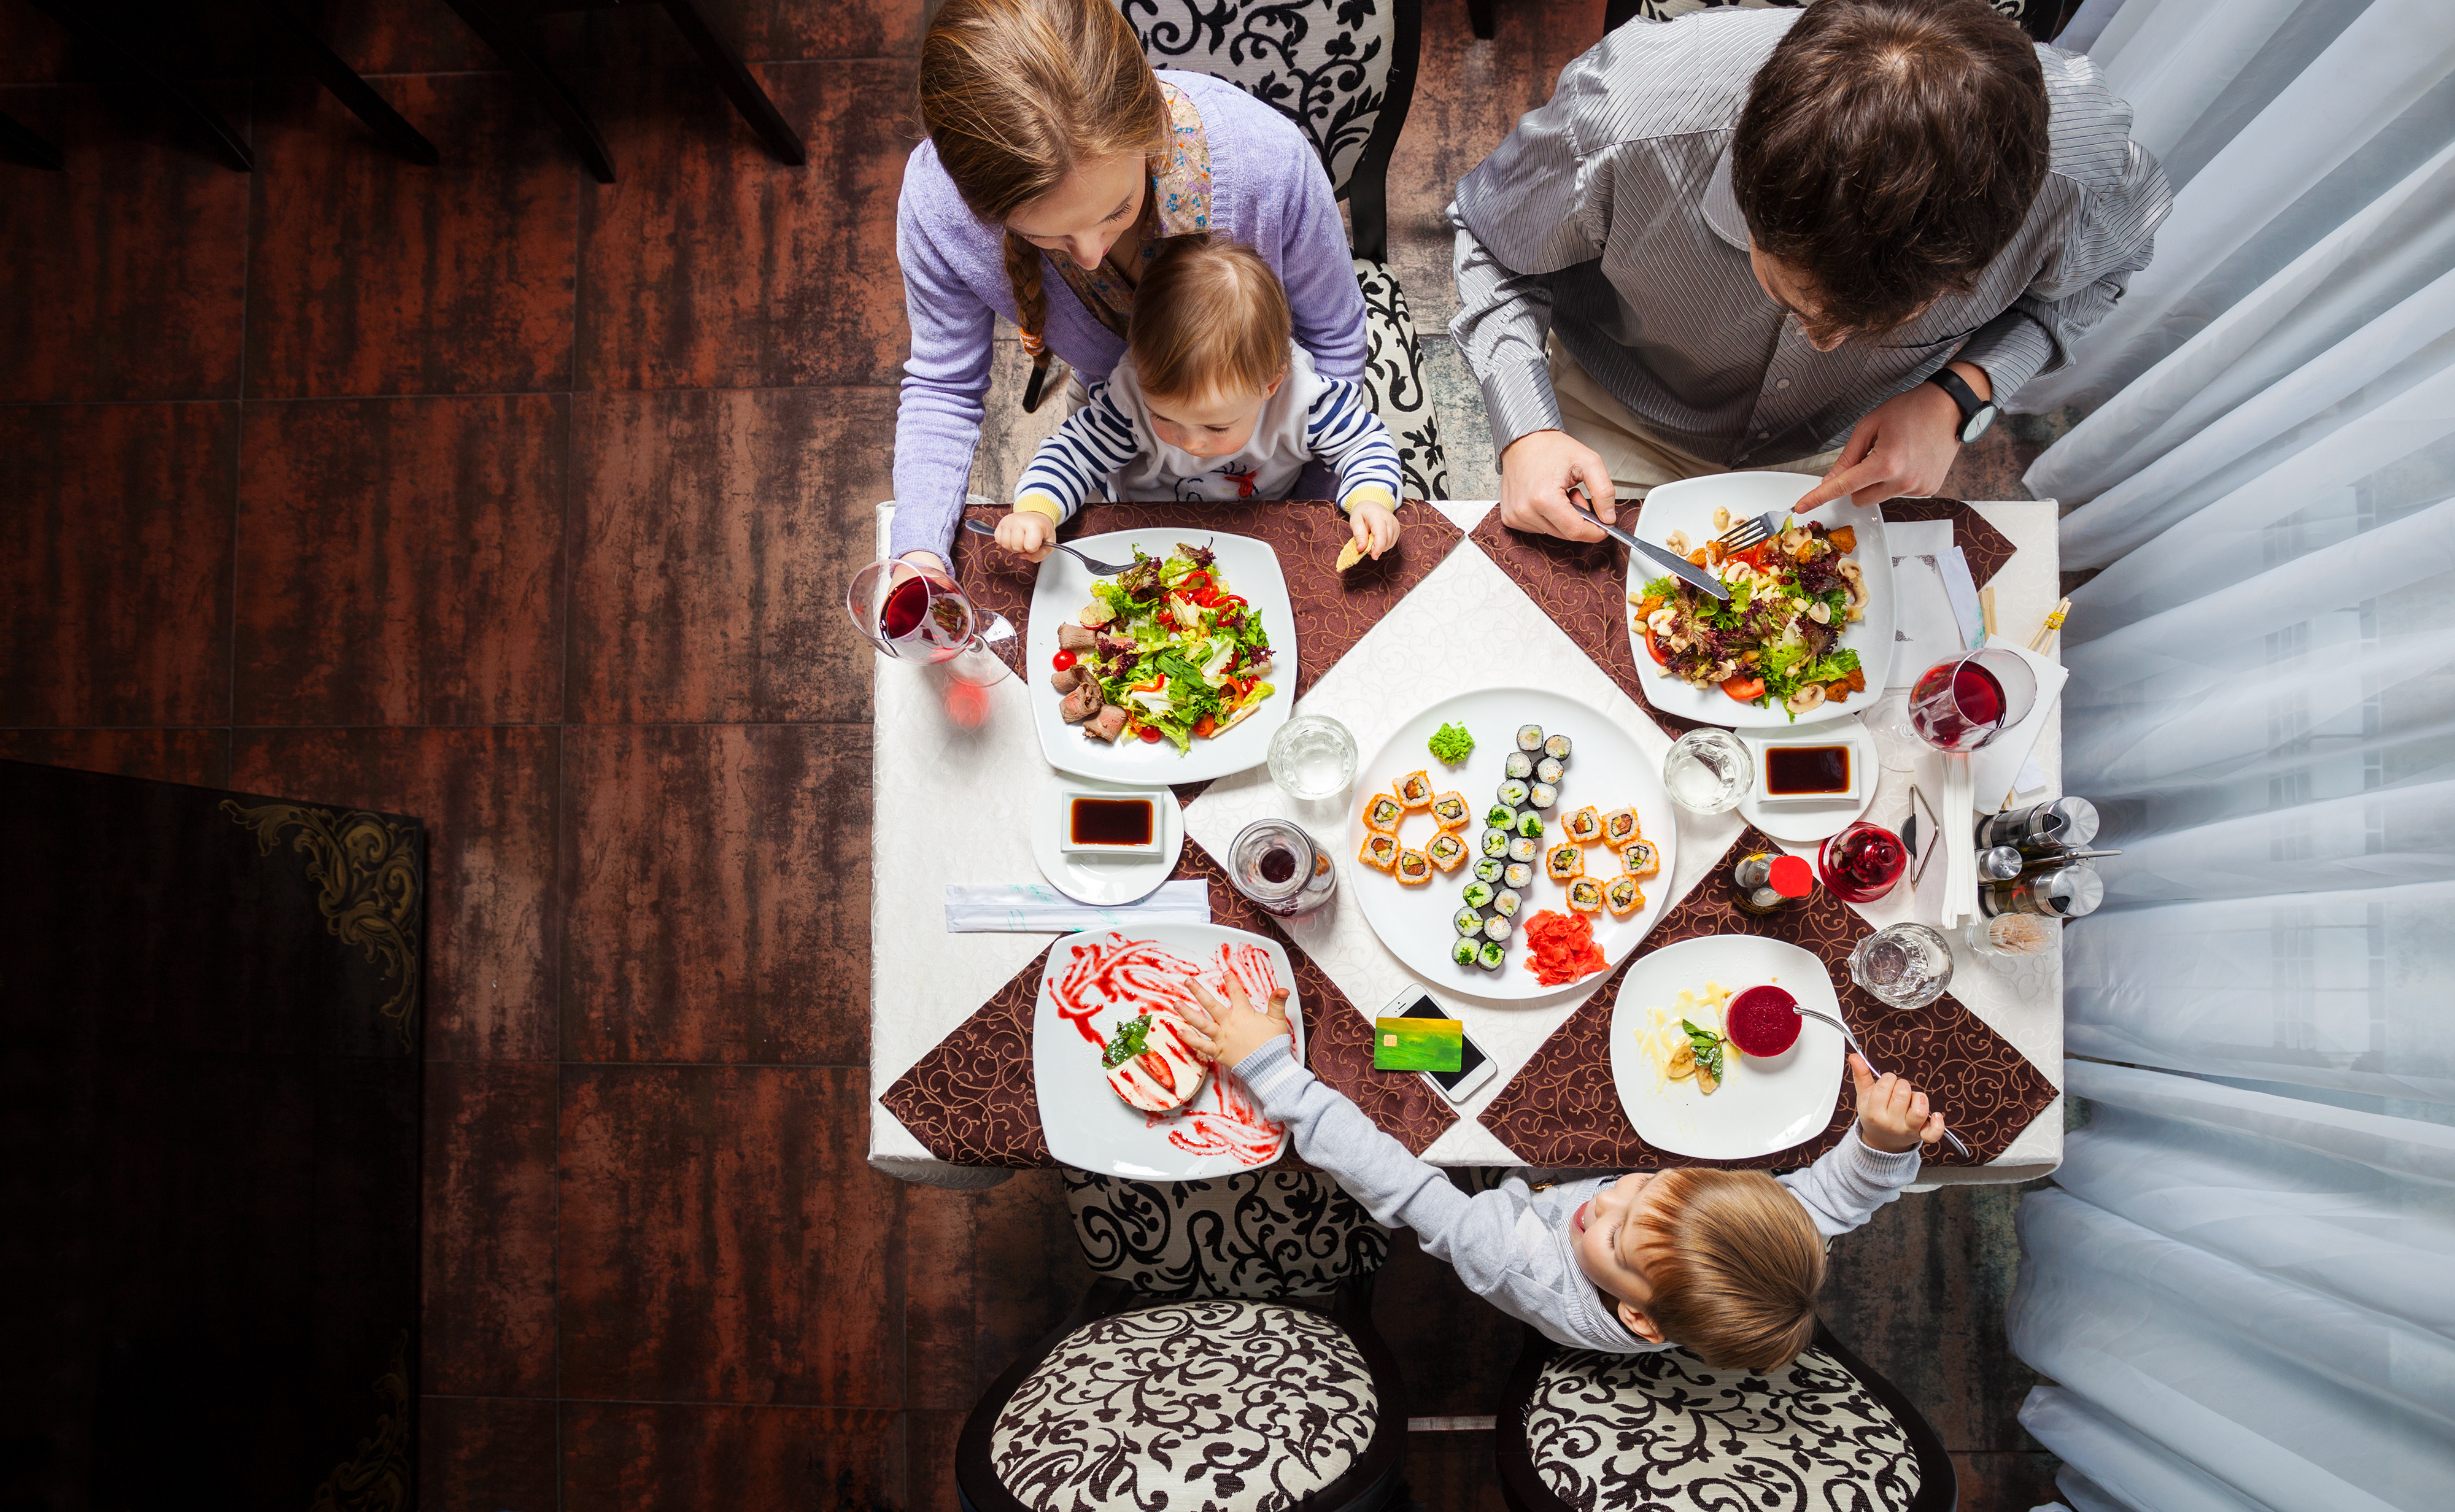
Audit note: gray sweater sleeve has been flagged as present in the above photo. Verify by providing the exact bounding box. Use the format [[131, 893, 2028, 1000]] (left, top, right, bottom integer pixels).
[[1778, 1129, 1925, 1236]]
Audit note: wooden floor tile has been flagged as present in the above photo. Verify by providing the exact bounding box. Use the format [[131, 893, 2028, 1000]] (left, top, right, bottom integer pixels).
[[575, 60, 914, 391], [563, 1402, 901, 1512], [557, 1065, 903, 1406], [904, 1169, 1081, 1412], [581, 0, 927, 66], [420, 1395, 559, 1512], [0, 729, 230, 789], [245, 74, 578, 397], [0, 9, 68, 83], [906, 1408, 967, 1512], [559, 723, 871, 1065], [1402, 1430, 1511, 1512], [1374, 1225, 1526, 1419], [230, 727, 562, 1062], [234, 395, 568, 727], [1950, 1449, 2063, 1511], [0, 85, 249, 401], [422, 1062, 560, 1398], [0, 403, 236, 727], [323, 0, 556, 76]]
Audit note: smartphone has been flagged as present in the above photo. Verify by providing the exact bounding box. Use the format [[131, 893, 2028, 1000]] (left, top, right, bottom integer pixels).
[[1381, 989, 1498, 1107]]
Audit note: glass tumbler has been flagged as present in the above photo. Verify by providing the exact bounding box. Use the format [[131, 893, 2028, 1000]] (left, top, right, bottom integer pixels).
[[1267, 714, 1358, 801], [1228, 819, 1336, 917], [1848, 922, 1956, 1009], [1663, 727, 1752, 814]]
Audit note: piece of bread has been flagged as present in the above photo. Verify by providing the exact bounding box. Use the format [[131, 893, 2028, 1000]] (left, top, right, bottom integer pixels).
[[1336, 538, 1366, 573]]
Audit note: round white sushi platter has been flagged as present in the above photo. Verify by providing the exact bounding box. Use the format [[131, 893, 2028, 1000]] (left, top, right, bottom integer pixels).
[[1344, 686, 1677, 1003], [1030, 777, 1185, 906], [1733, 714, 1879, 844]]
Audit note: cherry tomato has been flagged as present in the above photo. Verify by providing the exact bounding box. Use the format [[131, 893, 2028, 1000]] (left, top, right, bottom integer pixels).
[[1641, 626, 1667, 666], [1138, 724, 1164, 744], [1051, 649, 1077, 671], [1720, 675, 1766, 703]]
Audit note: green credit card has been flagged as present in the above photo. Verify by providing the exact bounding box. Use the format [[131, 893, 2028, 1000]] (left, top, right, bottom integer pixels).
[[1373, 1016, 1463, 1072]]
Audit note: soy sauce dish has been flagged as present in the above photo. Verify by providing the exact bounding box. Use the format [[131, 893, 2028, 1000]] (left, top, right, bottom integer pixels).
[[1754, 737, 1862, 807], [1056, 788, 1166, 860]]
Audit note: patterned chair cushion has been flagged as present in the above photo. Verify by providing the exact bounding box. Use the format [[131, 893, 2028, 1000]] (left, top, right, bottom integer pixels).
[[1523, 1345, 1922, 1512], [1354, 256, 1447, 501], [1615, 1, 2051, 37], [992, 1298, 1378, 1512], [1064, 1168, 1390, 1298], [1119, 0, 1397, 195]]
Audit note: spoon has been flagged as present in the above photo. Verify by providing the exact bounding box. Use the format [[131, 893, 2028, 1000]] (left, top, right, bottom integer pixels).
[[1792, 1003, 1974, 1159], [962, 517, 1137, 576]]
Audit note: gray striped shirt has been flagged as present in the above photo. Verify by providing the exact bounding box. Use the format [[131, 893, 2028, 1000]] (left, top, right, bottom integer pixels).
[[1448, 9, 2171, 466]]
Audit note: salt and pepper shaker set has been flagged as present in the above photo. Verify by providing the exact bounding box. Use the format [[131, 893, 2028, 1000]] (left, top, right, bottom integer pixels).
[[1973, 796, 2110, 921]]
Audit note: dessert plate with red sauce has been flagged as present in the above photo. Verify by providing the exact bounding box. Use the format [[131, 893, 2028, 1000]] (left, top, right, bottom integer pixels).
[[1032, 922, 1307, 1179], [1607, 934, 1846, 1160]]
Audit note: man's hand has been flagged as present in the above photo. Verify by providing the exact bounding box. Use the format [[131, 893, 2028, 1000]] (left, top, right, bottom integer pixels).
[[1792, 362, 1989, 514], [1500, 429, 1616, 541], [1349, 501, 1402, 560], [1175, 977, 1293, 1068], [995, 509, 1057, 562], [1850, 1052, 1946, 1154]]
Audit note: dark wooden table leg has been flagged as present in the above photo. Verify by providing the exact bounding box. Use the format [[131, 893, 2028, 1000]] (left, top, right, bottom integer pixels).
[[260, 1, 439, 165], [1467, 0, 1495, 41], [27, 0, 253, 171], [441, 0, 617, 182], [659, 0, 805, 166], [0, 108, 66, 169]]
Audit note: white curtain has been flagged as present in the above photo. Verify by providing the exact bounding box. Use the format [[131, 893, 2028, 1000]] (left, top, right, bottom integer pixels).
[[2006, 5, 2455, 1510]]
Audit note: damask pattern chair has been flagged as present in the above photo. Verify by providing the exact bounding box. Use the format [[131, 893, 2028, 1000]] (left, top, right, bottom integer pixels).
[[956, 1168, 1410, 1512], [1494, 1322, 1957, 1512], [1595, 0, 2066, 44], [1118, 0, 1451, 500]]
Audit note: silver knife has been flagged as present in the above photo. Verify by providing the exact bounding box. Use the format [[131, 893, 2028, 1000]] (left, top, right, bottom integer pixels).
[[1566, 483, 1730, 601]]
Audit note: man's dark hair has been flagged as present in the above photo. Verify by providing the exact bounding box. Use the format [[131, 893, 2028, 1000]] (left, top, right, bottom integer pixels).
[[1732, 0, 2051, 339]]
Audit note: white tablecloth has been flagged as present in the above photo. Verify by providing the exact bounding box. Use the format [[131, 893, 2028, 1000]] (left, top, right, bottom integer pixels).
[[869, 500, 2065, 1189]]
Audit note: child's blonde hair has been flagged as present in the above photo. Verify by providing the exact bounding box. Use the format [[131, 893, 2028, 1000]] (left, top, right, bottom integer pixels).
[[918, 0, 1171, 406], [1128, 234, 1291, 402], [1630, 1168, 1827, 1370]]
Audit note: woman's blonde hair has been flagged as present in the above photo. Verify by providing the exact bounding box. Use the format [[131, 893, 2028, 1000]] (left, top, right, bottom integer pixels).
[[919, 0, 1171, 407], [1629, 1168, 1827, 1370], [1129, 234, 1291, 402]]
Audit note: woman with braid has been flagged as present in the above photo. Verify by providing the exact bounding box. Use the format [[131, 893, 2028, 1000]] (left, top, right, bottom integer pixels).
[[890, 0, 1372, 574]]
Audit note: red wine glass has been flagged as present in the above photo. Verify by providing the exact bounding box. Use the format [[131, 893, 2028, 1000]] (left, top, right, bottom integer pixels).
[[846, 557, 1016, 688], [1819, 820, 1908, 904], [1907, 647, 2036, 752]]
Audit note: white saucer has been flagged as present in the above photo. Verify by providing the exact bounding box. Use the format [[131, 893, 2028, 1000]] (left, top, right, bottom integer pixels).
[[1030, 778, 1186, 905], [1735, 715, 1878, 843]]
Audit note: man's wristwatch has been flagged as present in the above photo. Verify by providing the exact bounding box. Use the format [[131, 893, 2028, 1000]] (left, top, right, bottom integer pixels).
[[1927, 368, 1999, 444]]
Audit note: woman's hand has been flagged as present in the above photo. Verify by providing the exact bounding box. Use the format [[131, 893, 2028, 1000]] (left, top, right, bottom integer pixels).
[[1850, 1053, 1946, 1153], [1175, 978, 1293, 1068], [899, 549, 950, 576], [995, 511, 1057, 562], [1499, 429, 1615, 541], [1350, 501, 1402, 560]]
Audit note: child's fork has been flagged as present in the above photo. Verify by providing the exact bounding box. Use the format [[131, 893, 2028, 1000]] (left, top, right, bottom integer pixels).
[[962, 517, 1138, 576], [1792, 1003, 1976, 1159]]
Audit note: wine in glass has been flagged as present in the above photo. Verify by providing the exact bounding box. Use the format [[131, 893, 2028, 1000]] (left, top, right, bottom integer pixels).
[[1906, 647, 2036, 752], [846, 556, 1017, 690], [1819, 819, 1908, 904]]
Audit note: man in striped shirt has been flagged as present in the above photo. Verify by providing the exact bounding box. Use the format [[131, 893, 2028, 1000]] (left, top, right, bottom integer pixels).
[[1450, 0, 2171, 539]]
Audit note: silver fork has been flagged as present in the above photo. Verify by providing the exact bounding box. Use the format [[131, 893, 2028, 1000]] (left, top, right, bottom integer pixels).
[[1716, 508, 1793, 554], [962, 517, 1138, 576], [1792, 1003, 1975, 1159]]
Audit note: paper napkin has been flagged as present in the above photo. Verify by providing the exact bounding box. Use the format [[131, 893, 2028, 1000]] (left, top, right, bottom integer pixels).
[[943, 882, 1212, 933]]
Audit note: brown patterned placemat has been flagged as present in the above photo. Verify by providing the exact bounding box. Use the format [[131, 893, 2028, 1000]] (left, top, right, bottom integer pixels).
[[1475, 826, 2059, 1169], [1469, 497, 2014, 739], [880, 839, 1458, 1168]]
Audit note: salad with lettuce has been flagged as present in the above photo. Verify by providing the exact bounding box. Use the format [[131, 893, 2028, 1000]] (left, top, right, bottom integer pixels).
[[1072, 543, 1275, 752], [1633, 518, 1870, 719]]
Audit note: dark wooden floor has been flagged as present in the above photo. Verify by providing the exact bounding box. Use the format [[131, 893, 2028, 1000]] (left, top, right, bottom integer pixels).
[[0, 2, 2056, 1507]]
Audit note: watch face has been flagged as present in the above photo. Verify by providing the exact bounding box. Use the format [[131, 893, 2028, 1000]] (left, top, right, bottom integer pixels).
[[1962, 406, 1998, 444]]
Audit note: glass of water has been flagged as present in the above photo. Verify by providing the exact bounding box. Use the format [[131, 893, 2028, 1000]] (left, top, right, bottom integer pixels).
[[1848, 922, 1956, 1009], [1662, 727, 1752, 814], [1267, 714, 1358, 801]]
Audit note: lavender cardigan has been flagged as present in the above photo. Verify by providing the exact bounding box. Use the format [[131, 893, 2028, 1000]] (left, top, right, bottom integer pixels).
[[889, 71, 1370, 563]]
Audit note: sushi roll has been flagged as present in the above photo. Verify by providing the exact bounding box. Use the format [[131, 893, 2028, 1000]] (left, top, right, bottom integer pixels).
[[1461, 881, 1496, 910], [1504, 751, 1535, 780], [1395, 848, 1433, 885], [1509, 836, 1539, 863], [1563, 806, 1604, 844], [1452, 936, 1481, 967], [1503, 862, 1535, 890], [1536, 755, 1565, 785], [1477, 939, 1508, 971], [1454, 905, 1487, 938], [1474, 857, 1506, 884], [1601, 807, 1641, 847], [1545, 842, 1585, 881], [1619, 839, 1661, 879], [1604, 874, 1644, 916], [1527, 781, 1558, 810], [1398, 771, 1435, 809], [1363, 793, 1405, 833], [1486, 803, 1517, 830], [1566, 876, 1606, 913], [1483, 914, 1513, 943], [1496, 779, 1531, 809], [1481, 827, 1512, 859], [1431, 792, 1471, 831], [1358, 833, 1399, 872], [1428, 832, 1469, 871], [1493, 888, 1523, 918], [1544, 733, 1574, 762], [1514, 811, 1547, 839], [1515, 724, 1546, 752]]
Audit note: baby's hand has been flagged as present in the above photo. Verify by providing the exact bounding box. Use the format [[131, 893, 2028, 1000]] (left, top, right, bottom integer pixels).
[[1176, 978, 1293, 1068], [996, 508, 1057, 562], [1850, 1053, 1946, 1154], [1350, 501, 1402, 561]]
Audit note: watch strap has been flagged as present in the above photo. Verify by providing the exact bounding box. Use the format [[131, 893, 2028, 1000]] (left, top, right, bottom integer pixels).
[[1927, 366, 1987, 423]]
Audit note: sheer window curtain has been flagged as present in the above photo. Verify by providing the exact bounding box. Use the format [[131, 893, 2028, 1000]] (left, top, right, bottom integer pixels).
[[2004, 4, 2455, 1511]]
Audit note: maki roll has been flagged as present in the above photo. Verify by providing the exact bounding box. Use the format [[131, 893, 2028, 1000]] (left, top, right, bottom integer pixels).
[[1474, 857, 1505, 884], [1493, 888, 1523, 918], [1544, 733, 1574, 762], [1363, 793, 1405, 833], [1515, 724, 1545, 752], [1358, 833, 1399, 871], [1619, 839, 1661, 879], [1509, 836, 1539, 863], [1477, 939, 1507, 971], [1545, 842, 1585, 881], [1431, 792, 1471, 831], [1503, 862, 1535, 890], [1480, 827, 1512, 859], [1454, 905, 1487, 938], [1566, 876, 1606, 913], [1504, 751, 1535, 780], [1514, 811, 1547, 839], [1604, 874, 1644, 916], [1398, 771, 1435, 808], [1486, 803, 1517, 830], [1528, 782, 1558, 810], [1601, 807, 1641, 847], [1483, 914, 1513, 943], [1428, 832, 1469, 871], [1496, 779, 1531, 808], [1563, 806, 1604, 844], [1536, 756, 1566, 785], [1452, 936, 1480, 967], [1395, 848, 1434, 885], [1462, 881, 1496, 910]]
